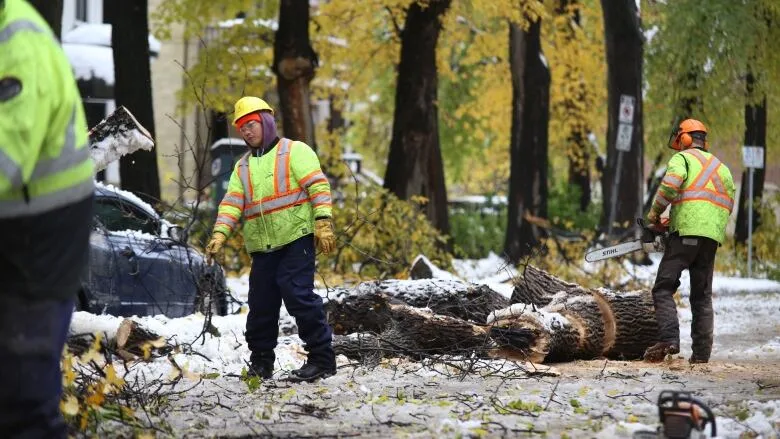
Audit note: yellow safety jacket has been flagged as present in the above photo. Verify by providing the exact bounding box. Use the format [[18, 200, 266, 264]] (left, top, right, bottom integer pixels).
[[213, 138, 333, 253], [0, 0, 94, 218], [650, 148, 735, 244]]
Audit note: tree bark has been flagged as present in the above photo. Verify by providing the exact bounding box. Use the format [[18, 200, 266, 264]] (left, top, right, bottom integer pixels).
[[735, 72, 767, 243], [28, 0, 63, 39], [383, 0, 452, 237], [599, 0, 644, 237], [504, 18, 550, 263], [273, 0, 318, 147], [111, 0, 161, 205], [325, 279, 509, 335], [511, 264, 582, 306]]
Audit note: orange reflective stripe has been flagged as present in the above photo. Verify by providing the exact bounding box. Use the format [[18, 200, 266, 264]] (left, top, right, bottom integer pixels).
[[661, 173, 683, 188], [221, 192, 244, 208], [684, 148, 708, 165], [675, 191, 734, 212], [310, 192, 332, 207], [237, 152, 253, 206], [274, 139, 292, 194], [216, 212, 240, 230], [711, 170, 727, 194], [299, 169, 327, 189], [245, 189, 308, 219]]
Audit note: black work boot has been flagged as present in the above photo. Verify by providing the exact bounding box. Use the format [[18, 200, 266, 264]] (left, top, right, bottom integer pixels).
[[643, 342, 680, 363], [689, 354, 709, 364], [247, 351, 275, 379], [287, 361, 336, 383]]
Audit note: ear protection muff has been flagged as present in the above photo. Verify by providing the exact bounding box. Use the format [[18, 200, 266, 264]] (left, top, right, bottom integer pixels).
[[680, 132, 693, 148]]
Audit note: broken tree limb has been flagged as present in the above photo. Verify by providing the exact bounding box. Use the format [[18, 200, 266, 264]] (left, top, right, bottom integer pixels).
[[89, 106, 154, 172], [325, 279, 509, 335]]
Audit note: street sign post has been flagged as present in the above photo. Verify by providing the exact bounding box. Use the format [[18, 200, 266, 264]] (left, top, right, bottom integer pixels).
[[608, 95, 636, 237], [742, 145, 765, 278]]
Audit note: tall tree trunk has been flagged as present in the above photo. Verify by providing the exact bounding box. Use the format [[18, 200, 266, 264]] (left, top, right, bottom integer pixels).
[[557, 0, 592, 212], [599, 0, 644, 237], [111, 0, 160, 205], [28, 0, 63, 39], [504, 18, 550, 263], [383, 0, 452, 237], [273, 0, 318, 147], [735, 72, 767, 243]]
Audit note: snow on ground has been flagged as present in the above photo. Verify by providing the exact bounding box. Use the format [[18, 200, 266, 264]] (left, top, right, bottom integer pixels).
[[71, 255, 780, 437]]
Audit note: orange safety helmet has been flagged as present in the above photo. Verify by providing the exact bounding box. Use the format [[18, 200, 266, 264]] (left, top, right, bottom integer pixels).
[[668, 118, 709, 151]]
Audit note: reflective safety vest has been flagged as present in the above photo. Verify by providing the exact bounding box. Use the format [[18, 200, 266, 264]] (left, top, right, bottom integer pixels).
[[213, 138, 333, 253], [650, 148, 735, 244], [0, 0, 94, 218]]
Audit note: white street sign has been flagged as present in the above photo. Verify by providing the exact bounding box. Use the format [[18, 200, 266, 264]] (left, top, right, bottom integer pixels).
[[616, 123, 633, 151], [742, 146, 765, 169], [619, 95, 636, 124]]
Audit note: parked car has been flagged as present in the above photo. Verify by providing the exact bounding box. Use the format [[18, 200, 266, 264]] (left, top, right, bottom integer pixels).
[[80, 183, 229, 317]]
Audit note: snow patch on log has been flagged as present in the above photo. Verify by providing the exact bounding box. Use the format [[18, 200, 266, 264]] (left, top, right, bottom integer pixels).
[[487, 304, 571, 331]]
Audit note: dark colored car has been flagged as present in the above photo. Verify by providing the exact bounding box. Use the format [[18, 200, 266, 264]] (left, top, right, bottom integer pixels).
[[79, 183, 229, 317]]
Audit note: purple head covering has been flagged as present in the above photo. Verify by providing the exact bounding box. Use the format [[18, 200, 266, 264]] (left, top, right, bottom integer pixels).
[[260, 111, 278, 150]]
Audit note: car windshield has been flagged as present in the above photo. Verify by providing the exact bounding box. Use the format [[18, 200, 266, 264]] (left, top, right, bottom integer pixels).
[[94, 198, 159, 235]]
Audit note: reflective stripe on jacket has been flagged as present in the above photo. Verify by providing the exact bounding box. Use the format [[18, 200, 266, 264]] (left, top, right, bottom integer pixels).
[[0, 0, 94, 218], [213, 138, 332, 253], [650, 148, 735, 244]]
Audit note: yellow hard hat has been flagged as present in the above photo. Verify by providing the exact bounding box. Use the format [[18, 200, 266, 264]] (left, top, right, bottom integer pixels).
[[232, 96, 274, 126]]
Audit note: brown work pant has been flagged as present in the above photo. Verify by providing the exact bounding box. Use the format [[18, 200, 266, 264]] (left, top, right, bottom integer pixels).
[[651, 233, 718, 360]]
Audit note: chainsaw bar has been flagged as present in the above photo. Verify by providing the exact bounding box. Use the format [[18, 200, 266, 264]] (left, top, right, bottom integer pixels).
[[585, 240, 643, 262]]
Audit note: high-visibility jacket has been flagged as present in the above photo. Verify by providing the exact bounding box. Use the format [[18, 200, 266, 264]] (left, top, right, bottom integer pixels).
[[0, 0, 94, 218], [213, 138, 333, 253], [649, 148, 735, 244]]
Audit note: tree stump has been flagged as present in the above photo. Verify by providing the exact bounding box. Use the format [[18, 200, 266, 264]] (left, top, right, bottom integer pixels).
[[115, 318, 171, 361]]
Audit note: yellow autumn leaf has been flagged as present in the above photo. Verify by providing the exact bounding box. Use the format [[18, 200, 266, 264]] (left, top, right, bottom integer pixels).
[[627, 414, 639, 423], [85, 387, 105, 407], [60, 395, 80, 416], [104, 364, 126, 393]]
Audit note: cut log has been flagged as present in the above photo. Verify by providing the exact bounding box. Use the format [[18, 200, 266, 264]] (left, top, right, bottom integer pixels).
[[489, 287, 658, 362], [511, 264, 581, 306], [89, 106, 154, 172], [115, 318, 171, 360], [325, 279, 509, 335]]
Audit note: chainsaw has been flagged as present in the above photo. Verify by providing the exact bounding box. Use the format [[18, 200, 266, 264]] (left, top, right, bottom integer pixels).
[[633, 390, 717, 439], [585, 218, 668, 263]]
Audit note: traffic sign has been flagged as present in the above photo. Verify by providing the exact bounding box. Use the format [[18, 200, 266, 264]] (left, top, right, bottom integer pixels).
[[619, 95, 636, 124], [742, 146, 764, 169], [616, 123, 633, 151]]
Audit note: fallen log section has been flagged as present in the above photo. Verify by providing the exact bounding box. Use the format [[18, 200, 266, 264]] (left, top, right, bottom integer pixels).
[[330, 266, 659, 363]]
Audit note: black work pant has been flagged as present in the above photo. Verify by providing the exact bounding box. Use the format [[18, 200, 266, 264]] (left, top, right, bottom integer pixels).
[[245, 234, 335, 367], [0, 296, 74, 439], [651, 233, 718, 359]]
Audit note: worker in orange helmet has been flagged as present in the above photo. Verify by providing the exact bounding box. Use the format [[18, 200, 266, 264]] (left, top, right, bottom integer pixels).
[[205, 96, 337, 382], [643, 119, 735, 364]]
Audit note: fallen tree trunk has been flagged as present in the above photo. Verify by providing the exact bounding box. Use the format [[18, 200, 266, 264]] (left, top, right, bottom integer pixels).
[[511, 264, 581, 306], [67, 318, 174, 362], [325, 279, 509, 335], [329, 265, 659, 364]]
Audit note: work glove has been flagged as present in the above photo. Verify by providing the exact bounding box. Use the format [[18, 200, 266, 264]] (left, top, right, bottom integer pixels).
[[205, 232, 227, 265], [314, 219, 336, 255], [646, 210, 659, 225]]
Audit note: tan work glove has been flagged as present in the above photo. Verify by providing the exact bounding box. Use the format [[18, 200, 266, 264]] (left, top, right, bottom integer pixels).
[[205, 232, 227, 265], [314, 219, 336, 255], [646, 210, 659, 225]]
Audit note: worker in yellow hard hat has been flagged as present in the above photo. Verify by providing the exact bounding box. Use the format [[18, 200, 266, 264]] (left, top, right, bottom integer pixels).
[[205, 96, 337, 382]]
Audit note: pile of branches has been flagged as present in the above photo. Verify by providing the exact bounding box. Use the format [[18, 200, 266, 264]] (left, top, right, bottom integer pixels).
[[327, 263, 659, 366], [63, 319, 193, 436]]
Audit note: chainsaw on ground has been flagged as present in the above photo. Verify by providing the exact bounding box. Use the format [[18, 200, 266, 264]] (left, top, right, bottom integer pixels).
[[585, 218, 669, 263], [633, 390, 717, 439]]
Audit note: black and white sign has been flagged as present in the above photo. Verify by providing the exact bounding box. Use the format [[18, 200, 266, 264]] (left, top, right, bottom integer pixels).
[[616, 123, 633, 151], [742, 146, 765, 169], [619, 95, 636, 124]]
